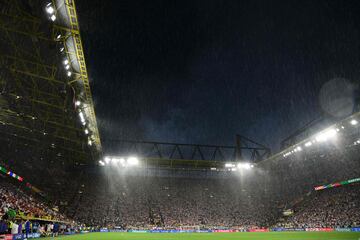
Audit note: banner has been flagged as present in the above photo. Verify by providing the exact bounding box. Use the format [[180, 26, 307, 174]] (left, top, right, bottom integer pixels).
[[249, 229, 269, 232], [0, 235, 13, 240], [271, 228, 305, 232], [12, 233, 41, 239], [305, 228, 334, 232], [314, 177, 360, 191], [335, 228, 351, 232]]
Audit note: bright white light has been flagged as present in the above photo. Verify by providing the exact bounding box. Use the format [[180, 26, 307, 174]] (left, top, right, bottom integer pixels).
[[50, 14, 56, 21], [225, 163, 234, 168], [237, 162, 251, 170], [60, 47, 64, 52], [79, 112, 85, 123], [315, 129, 337, 142], [56, 34, 61, 40], [119, 158, 126, 166], [67, 71, 72, 77], [304, 141, 312, 147], [296, 146, 302, 151], [75, 101, 81, 106], [46, 6, 54, 14], [84, 129, 89, 135], [111, 158, 121, 165], [210, 167, 217, 171], [350, 119, 358, 125], [63, 59, 69, 65], [88, 140, 92, 146], [98, 160, 105, 166], [127, 157, 139, 166], [65, 65, 70, 70], [250, 164, 254, 168], [231, 168, 237, 171], [104, 157, 111, 164]]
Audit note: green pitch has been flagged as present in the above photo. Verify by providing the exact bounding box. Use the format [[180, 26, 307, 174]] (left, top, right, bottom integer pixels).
[[43, 232, 360, 240]]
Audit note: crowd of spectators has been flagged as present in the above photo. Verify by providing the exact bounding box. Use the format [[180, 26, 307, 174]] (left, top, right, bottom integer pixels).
[[276, 185, 360, 228], [0, 180, 65, 221], [1, 133, 360, 232], [0, 178, 78, 236], [65, 138, 360, 229]]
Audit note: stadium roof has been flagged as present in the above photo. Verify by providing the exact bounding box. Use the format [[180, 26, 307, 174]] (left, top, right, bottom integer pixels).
[[261, 111, 360, 165], [0, 0, 101, 166]]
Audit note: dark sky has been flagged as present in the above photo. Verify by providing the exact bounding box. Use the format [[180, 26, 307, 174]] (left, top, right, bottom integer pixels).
[[76, 0, 360, 151]]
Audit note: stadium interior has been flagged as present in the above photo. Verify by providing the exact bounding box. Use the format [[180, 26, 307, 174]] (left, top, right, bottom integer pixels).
[[0, 0, 360, 240]]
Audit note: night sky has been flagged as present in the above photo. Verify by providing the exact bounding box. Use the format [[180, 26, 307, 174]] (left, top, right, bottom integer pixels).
[[76, 0, 360, 151]]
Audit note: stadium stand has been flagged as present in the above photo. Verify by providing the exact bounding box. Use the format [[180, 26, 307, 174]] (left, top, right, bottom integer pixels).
[[276, 185, 360, 228]]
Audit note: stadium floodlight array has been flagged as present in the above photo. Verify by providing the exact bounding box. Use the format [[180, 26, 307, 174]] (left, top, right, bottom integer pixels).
[[45, 3, 56, 21], [99, 156, 140, 167], [224, 162, 254, 171], [44, 2, 96, 148], [282, 117, 359, 158]]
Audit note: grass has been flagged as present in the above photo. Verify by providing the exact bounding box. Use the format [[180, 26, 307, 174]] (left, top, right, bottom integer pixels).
[[42, 232, 360, 240]]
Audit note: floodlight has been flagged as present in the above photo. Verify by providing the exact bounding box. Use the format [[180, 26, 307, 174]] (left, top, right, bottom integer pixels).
[[127, 157, 139, 166], [65, 65, 70, 70], [119, 158, 126, 166], [304, 141, 312, 147], [75, 101, 81, 106], [46, 6, 54, 14], [79, 112, 85, 122], [237, 162, 251, 170], [88, 140, 92, 146], [225, 163, 234, 168], [296, 146, 302, 151], [84, 129, 89, 135], [350, 119, 358, 125], [46, 3, 54, 14], [56, 34, 61, 40], [98, 160, 105, 166], [60, 47, 64, 52], [50, 14, 56, 21], [67, 71, 72, 77], [111, 158, 121, 165], [104, 157, 111, 164], [315, 129, 337, 142]]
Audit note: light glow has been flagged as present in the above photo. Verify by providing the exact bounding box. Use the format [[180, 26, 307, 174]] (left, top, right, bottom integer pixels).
[[127, 157, 139, 166], [225, 163, 235, 168], [46, 6, 54, 14], [104, 157, 111, 164], [350, 119, 358, 125], [315, 129, 337, 142], [237, 162, 252, 170], [98, 160, 105, 166]]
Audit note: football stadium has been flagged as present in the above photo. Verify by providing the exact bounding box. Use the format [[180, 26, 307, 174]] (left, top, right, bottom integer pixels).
[[1, 0, 360, 240]]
